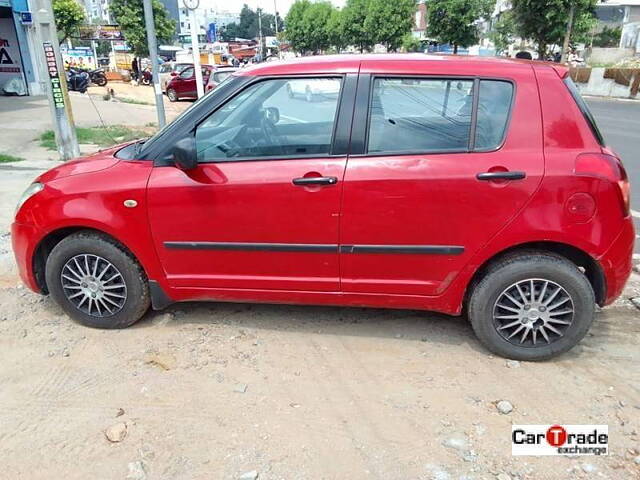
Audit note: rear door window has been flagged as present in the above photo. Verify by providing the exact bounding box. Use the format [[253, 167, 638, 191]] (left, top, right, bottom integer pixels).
[[474, 80, 514, 150], [368, 78, 474, 154], [366, 77, 514, 154]]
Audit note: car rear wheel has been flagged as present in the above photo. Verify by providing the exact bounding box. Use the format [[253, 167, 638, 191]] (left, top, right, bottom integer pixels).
[[167, 88, 178, 102], [45, 231, 150, 329], [468, 252, 595, 361]]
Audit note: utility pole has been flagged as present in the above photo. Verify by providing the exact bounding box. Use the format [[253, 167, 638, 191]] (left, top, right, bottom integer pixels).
[[273, 0, 278, 35], [183, 0, 204, 98], [258, 7, 263, 60], [32, 0, 80, 160], [142, 0, 167, 128], [561, 3, 575, 64]]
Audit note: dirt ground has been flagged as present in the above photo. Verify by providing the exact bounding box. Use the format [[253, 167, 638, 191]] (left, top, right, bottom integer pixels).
[[0, 236, 639, 479]]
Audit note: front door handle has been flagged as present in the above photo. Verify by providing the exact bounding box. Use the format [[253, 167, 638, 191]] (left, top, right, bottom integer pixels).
[[476, 171, 526, 181], [292, 176, 338, 186]]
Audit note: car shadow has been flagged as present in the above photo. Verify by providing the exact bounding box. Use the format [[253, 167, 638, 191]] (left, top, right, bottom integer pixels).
[[133, 300, 488, 354]]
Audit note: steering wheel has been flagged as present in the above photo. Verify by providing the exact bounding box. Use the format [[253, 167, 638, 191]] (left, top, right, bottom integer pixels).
[[260, 111, 284, 155]]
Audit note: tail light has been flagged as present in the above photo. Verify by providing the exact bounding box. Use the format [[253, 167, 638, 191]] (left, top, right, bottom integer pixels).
[[575, 153, 630, 216]]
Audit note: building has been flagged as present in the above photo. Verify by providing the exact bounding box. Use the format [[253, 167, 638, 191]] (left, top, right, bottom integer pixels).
[[80, 0, 112, 23], [596, 1, 640, 51], [412, 0, 427, 39], [178, 5, 239, 40], [0, 0, 41, 95]]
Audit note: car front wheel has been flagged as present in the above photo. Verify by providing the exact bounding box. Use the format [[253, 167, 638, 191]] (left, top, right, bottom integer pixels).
[[167, 88, 178, 102], [45, 231, 150, 329], [468, 252, 595, 361]]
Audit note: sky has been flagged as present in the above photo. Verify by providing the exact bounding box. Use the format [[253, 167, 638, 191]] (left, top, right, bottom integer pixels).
[[200, 0, 346, 17]]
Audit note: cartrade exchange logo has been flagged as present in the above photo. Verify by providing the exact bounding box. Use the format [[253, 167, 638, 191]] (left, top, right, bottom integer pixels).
[[512, 425, 608, 456]]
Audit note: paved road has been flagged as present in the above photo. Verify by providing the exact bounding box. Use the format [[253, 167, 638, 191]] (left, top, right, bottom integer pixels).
[[585, 97, 640, 253]]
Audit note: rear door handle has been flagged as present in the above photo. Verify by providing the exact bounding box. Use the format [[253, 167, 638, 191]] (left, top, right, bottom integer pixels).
[[292, 176, 338, 186], [476, 171, 526, 181]]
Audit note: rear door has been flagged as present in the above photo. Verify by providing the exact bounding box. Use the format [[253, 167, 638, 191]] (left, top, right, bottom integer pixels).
[[339, 62, 543, 296], [147, 74, 356, 291]]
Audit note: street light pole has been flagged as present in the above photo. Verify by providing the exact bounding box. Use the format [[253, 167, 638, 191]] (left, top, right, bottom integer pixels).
[[142, 0, 167, 128], [32, 0, 80, 160], [184, 0, 204, 98], [274, 0, 278, 34]]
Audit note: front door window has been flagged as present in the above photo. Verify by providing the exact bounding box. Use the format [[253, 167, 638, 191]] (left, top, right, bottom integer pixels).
[[195, 77, 342, 162]]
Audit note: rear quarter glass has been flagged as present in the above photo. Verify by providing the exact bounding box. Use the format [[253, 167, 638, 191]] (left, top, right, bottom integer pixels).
[[564, 77, 605, 146]]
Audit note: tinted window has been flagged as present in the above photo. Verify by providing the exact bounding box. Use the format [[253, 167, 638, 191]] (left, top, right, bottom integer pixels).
[[368, 78, 474, 154], [159, 64, 171, 73], [564, 77, 605, 145], [475, 80, 514, 150], [196, 77, 342, 162]]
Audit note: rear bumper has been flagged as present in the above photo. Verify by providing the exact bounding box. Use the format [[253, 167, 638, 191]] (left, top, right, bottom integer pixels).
[[598, 217, 635, 305], [11, 222, 42, 293]]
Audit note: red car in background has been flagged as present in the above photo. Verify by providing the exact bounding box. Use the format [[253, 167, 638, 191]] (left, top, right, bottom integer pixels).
[[166, 64, 215, 101]]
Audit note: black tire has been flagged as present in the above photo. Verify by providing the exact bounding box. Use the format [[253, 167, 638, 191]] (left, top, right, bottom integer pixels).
[[93, 74, 107, 86], [167, 88, 178, 102], [45, 231, 150, 329], [468, 252, 595, 361]]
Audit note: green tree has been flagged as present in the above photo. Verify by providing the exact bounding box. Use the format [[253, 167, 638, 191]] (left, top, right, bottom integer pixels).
[[221, 4, 283, 41], [511, 0, 597, 59], [401, 33, 422, 52], [364, 0, 415, 52], [488, 10, 516, 54], [303, 1, 334, 53], [52, 0, 85, 44], [427, 0, 495, 54], [592, 26, 622, 48], [342, 0, 375, 52], [110, 0, 175, 56], [327, 8, 347, 51], [285, 0, 312, 53]]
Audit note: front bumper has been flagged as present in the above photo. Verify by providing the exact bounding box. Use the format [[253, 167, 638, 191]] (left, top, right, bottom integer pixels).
[[598, 217, 635, 305], [11, 222, 42, 293]]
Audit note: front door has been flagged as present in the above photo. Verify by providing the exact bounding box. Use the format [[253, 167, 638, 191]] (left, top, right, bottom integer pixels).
[[340, 69, 544, 296], [147, 76, 351, 291]]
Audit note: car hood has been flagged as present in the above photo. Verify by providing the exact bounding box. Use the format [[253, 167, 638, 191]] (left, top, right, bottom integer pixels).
[[37, 144, 127, 183]]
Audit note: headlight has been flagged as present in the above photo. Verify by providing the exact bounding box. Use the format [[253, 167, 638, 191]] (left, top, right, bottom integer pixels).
[[15, 182, 44, 215]]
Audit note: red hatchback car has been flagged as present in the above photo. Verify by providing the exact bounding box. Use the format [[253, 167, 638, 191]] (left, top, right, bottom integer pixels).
[[12, 55, 634, 360], [166, 64, 215, 101]]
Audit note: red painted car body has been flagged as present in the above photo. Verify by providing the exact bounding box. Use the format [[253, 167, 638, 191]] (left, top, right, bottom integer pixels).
[[165, 64, 214, 100], [12, 54, 634, 318]]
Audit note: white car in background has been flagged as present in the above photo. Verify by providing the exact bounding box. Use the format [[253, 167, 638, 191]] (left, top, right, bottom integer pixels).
[[286, 78, 341, 102], [159, 62, 191, 93]]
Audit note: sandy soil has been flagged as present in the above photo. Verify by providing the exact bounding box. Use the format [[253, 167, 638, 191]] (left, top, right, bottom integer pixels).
[[0, 242, 639, 479]]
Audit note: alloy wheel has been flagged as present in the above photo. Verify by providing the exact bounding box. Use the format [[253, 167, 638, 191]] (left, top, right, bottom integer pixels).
[[493, 278, 574, 347], [60, 254, 127, 317]]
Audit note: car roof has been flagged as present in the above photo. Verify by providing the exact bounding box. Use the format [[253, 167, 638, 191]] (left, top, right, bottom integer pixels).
[[236, 53, 568, 78]]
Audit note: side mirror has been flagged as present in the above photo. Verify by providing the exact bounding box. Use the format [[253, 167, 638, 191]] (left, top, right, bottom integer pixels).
[[172, 136, 197, 170]]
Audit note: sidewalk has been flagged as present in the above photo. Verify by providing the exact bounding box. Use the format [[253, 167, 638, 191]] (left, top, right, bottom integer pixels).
[[0, 91, 186, 159]]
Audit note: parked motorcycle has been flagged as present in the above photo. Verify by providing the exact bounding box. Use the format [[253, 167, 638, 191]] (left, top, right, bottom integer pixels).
[[88, 68, 108, 86], [66, 68, 90, 93]]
